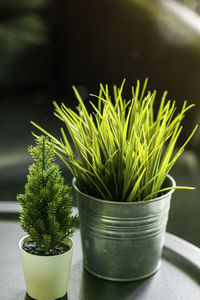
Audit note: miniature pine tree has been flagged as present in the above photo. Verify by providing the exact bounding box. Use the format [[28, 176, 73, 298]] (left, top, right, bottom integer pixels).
[[17, 135, 76, 254]]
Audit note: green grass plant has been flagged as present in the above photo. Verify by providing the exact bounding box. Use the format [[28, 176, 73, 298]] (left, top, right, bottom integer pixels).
[[31, 79, 198, 202]]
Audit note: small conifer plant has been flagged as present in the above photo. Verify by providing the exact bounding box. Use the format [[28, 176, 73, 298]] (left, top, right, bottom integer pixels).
[[17, 135, 76, 255]]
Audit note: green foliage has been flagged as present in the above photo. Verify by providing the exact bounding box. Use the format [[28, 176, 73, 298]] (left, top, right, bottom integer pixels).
[[17, 136, 76, 253], [31, 79, 198, 202]]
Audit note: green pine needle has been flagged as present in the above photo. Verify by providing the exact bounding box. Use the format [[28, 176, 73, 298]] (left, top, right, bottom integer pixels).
[[17, 135, 77, 253]]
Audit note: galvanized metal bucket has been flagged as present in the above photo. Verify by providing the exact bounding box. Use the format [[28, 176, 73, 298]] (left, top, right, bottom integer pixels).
[[73, 175, 175, 281]]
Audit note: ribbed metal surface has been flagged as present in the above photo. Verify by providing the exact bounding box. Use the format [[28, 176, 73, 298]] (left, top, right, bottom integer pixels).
[[73, 175, 175, 281]]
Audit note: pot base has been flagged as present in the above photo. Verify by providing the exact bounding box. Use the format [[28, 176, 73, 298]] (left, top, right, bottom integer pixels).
[[84, 261, 161, 282]]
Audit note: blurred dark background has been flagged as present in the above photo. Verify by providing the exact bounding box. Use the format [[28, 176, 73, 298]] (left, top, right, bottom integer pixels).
[[0, 0, 199, 247]]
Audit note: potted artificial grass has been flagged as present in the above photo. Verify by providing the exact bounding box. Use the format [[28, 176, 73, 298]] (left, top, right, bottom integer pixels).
[[17, 136, 77, 298], [31, 79, 198, 281]]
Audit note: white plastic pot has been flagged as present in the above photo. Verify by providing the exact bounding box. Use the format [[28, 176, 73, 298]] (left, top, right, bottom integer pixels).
[[19, 235, 73, 300]]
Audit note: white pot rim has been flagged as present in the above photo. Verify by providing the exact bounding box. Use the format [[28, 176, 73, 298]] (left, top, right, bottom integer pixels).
[[19, 235, 73, 258]]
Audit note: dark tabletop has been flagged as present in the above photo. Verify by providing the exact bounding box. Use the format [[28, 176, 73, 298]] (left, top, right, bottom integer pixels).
[[0, 214, 200, 300]]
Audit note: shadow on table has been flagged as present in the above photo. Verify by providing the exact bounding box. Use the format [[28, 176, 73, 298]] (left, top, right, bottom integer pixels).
[[79, 268, 154, 300]]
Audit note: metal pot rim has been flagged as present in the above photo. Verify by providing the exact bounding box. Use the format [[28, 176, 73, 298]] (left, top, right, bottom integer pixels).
[[72, 174, 176, 205]]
